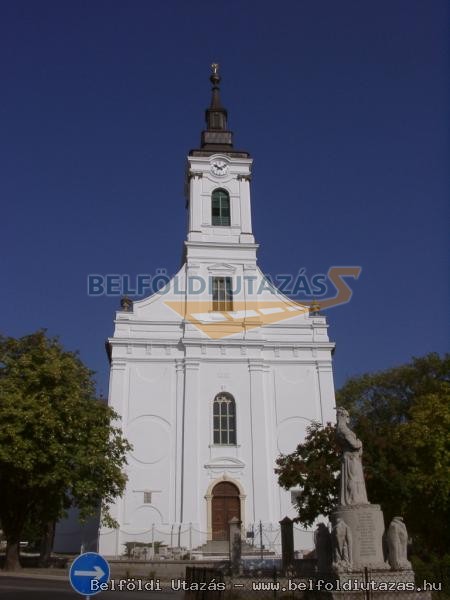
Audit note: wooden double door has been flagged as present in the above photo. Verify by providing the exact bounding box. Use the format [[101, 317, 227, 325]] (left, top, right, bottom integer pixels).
[[211, 482, 240, 541]]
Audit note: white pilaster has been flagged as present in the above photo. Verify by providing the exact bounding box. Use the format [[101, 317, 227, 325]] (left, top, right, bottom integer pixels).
[[239, 177, 253, 235], [248, 360, 271, 523], [181, 359, 200, 525], [188, 174, 203, 236], [174, 359, 185, 523], [316, 362, 336, 424]]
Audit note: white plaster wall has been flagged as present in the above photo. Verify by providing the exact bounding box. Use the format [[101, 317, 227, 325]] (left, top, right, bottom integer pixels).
[[99, 331, 335, 556]]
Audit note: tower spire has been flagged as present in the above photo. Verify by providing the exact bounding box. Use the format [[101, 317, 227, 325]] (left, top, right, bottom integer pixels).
[[201, 63, 233, 150], [209, 63, 224, 112], [189, 64, 249, 158]]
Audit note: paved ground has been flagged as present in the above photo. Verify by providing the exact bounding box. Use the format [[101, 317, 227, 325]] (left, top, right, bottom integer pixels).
[[0, 575, 183, 599]]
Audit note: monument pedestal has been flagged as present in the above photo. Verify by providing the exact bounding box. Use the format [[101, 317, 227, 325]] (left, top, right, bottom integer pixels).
[[331, 504, 388, 572], [315, 507, 430, 599]]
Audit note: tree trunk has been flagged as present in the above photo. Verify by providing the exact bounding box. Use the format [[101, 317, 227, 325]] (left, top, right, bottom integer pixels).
[[38, 520, 56, 567], [5, 538, 21, 571]]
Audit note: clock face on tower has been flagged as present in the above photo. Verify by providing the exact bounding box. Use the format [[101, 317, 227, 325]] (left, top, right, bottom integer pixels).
[[211, 160, 228, 176]]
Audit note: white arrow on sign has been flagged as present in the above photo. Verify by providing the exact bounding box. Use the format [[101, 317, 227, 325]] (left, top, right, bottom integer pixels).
[[74, 565, 105, 580]]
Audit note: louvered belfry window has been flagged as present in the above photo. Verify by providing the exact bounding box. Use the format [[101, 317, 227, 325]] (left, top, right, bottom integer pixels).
[[212, 189, 230, 226]]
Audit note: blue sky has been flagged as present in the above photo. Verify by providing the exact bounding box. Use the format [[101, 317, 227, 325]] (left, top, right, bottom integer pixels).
[[1, 0, 448, 394]]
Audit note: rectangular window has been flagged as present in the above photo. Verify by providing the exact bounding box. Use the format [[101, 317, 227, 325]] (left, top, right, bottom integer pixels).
[[143, 492, 152, 504], [212, 277, 233, 311]]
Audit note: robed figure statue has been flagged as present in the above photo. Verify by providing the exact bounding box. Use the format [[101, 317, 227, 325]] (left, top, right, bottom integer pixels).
[[336, 407, 369, 506], [386, 517, 412, 570]]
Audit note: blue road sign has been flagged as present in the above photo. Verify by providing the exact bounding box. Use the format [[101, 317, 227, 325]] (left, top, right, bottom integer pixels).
[[69, 552, 110, 596]]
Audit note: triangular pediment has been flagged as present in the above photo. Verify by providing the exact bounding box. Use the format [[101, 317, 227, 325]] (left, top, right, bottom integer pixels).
[[207, 263, 236, 273]]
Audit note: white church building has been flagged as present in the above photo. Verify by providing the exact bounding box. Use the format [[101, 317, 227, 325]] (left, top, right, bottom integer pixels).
[[99, 66, 336, 557]]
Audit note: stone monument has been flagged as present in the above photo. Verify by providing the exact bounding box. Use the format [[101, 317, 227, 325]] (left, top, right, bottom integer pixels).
[[313, 407, 429, 598], [331, 407, 388, 574]]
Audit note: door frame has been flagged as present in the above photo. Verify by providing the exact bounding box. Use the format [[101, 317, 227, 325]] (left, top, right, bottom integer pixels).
[[205, 475, 246, 541]]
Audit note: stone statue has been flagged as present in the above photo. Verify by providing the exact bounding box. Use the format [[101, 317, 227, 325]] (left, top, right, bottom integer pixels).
[[336, 407, 369, 506], [314, 522, 332, 573], [332, 518, 352, 571], [386, 517, 412, 570]]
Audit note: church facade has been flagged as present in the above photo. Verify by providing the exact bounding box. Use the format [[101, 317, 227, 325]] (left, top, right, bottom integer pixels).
[[99, 67, 336, 556]]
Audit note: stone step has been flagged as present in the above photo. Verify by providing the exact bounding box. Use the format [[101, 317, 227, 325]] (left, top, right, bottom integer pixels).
[[194, 539, 276, 557]]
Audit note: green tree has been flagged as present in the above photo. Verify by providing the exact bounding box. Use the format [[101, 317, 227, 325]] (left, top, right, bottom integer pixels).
[[0, 331, 131, 570], [276, 353, 450, 557], [276, 422, 340, 526]]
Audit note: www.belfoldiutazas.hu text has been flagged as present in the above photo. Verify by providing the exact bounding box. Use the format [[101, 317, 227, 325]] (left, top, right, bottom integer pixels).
[[253, 579, 442, 592]]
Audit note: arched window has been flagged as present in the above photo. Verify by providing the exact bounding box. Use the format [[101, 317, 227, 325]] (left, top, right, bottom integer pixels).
[[212, 189, 230, 226], [213, 392, 236, 445]]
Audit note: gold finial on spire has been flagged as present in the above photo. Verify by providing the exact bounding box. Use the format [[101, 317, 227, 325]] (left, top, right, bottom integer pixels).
[[209, 63, 221, 96]]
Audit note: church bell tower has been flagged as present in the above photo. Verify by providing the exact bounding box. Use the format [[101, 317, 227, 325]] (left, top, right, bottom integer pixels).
[[186, 64, 255, 250]]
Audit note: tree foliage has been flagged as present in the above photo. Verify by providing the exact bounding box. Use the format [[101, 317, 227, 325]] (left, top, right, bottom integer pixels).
[[276, 353, 450, 557], [0, 331, 131, 569], [275, 422, 340, 526]]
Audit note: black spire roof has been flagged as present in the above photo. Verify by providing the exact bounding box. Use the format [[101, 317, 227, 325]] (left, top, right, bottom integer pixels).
[[189, 64, 250, 158]]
